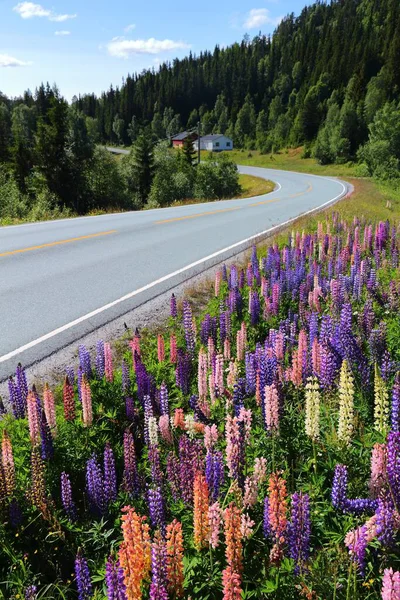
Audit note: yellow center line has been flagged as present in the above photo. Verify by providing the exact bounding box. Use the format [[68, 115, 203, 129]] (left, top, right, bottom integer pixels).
[[0, 230, 117, 258], [155, 206, 241, 225]]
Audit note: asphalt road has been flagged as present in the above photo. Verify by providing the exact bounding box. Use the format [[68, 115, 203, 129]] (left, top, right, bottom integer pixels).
[[0, 162, 348, 381]]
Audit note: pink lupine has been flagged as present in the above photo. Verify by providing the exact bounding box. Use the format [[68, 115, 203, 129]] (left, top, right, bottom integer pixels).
[[381, 568, 400, 600], [198, 348, 208, 400], [243, 457, 267, 508], [274, 333, 285, 361], [215, 271, 222, 297], [209, 373, 216, 404], [224, 339, 231, 361], [215, 354, 224, 397], [43, 383, 57, 437], [227, 361, 238, 389], [240, 513, 255, 539], [204, 424, 218, 451], [236, 323, 247, 361], [265, 384, 280, 433], [81, 374, 93, 427], [2, 431, 15, 496], [208, 501, 223, 548], [312, 338, 321, 376], [207, 337, 215, 369], [225, 415, 241, 479], [27, 391, 40, 445], [104, 342, 113, 382], [157, 335, 165, 363], [129, 331, 141, 370], [238, 408, 252, 443], [369, 443, 388, 498], [159, 415, 173, 444], [170, 335, 177, 363], [255, 372, 261, 406], [290, 353, 303, 387]]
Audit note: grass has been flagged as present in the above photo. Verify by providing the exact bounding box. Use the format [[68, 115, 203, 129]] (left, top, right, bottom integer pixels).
[[237, 173, 275, 198]]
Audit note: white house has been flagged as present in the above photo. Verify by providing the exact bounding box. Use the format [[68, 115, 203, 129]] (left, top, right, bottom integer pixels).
[[194, 134, 233, 152]]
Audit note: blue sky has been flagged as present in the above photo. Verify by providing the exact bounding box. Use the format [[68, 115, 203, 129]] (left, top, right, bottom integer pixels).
[[0, 0, 309, 100]]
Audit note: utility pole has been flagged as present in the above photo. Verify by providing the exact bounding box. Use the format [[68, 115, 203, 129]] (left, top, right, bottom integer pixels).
[[197, 120, 201, 165]]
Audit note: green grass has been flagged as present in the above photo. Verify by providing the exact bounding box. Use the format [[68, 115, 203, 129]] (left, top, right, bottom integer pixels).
[[238, 173, 275, 198]]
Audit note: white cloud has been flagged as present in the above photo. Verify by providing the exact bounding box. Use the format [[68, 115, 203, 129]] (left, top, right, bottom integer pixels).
[[107, 37, 190, 58], [0, 53, 31, 67], [55, 30, 70, 35], [124, 23, 136, 33], [243, 8, 282, 29], [13, 2, 76, 22]]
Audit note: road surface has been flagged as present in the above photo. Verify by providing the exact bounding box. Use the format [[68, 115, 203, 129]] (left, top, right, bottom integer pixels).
[[0, 161, 348, 381]]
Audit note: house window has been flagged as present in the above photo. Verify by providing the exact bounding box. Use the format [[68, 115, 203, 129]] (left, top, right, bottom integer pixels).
[[215, 142, 220, 147], [226, 141, 231, 147]]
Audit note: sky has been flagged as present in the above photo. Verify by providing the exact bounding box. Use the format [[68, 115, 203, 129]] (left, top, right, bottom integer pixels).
[[0, 0, 309, 100]]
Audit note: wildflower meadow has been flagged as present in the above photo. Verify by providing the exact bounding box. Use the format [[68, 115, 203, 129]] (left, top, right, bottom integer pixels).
[[1, 213, 400, 599]]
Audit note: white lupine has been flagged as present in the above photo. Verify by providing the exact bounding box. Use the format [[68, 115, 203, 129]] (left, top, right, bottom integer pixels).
[[305, 376, 321, 441], [338, 360, 355, 446], [148, 416, 159, 446], [374, 364, 390, 435]]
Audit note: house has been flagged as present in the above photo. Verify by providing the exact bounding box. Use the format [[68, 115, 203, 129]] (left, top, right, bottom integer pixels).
[[171, 131, 198, 148], [194, 134, 233, 152]]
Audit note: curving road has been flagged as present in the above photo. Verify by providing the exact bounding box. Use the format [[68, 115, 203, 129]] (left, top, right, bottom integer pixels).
[[0, 162, 349, 381]]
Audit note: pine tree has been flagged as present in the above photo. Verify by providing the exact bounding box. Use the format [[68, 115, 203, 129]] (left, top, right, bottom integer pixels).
[[182, 136, 196, 167], [132, 133, 155, 203]]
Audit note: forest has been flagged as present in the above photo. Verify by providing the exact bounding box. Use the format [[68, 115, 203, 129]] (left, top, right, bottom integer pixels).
[[1, 0, 400, 219]]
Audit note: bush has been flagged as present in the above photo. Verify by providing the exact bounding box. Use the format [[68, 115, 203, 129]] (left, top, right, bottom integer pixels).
[[194, 154, 241, 200]]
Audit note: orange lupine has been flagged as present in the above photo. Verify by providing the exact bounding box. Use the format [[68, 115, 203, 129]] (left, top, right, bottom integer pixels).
[[267, 472, 288, 543], [2, 430, 15, 496], [224, 502, 242, 574], [193, 472, 210, 550], [222, 567, 242, 600], [43, 383, 57, 437], [81, 374, 93, 427], [119, 506, 151, 600], [27, 390, 40, 445], [166, 519, 184, 598], [63, 375, 76, 421], [173, 409, 186, 430]]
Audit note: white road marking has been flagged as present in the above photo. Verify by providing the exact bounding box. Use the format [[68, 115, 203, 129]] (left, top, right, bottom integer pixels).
[[0, 178, 347, 365]]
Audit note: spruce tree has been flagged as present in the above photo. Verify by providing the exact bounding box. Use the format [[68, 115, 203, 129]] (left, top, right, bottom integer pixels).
[[132, 133, 155, 203], [182, 136, 196, 167]]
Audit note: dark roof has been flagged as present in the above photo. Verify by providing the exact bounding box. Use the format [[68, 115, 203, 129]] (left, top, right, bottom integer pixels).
[[200, 134, 229, 141], [171, 131, 197, 141]]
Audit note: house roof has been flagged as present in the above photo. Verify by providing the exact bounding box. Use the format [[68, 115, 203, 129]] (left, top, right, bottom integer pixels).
[[200, 134, 230, 142], [171, 131, 196, 141]]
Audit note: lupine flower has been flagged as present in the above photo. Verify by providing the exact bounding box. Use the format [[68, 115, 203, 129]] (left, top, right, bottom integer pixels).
[[61, 471, 77, 521], [74, 553, 93, 600], [170, 335, 177, 363], [81, 375, 93, 427], [104, 443, 117, 505], [63, 375, 76, 421], [331, 464, 348, 511], [166, 519, 184, 598], [178, 435, 204, 503], [78, 345, 92, 379], [8, 376, 25, 419], [157, 335, 165, 363], [193, 472, 210, 550], [149, 445, 163, 488], [204, 424, 218, 451], [374, 364, 390, 435], [387, 432, 400, 507], [345, 515, 377, 575], [208, 501, 223, 549], [267, 472, 288, 545], [150, 530, 168, 600], [305, 376, 320, 441], [183, 301, 195, 354], [148, 487, 166, 535], [222, 567, 242, 600], [148, 417, 159, 447], [121, 360, 131, 394], [369, 443, 387, 498], [122, 430, 138, 495], [27, 391, 41, 445], [264, 383, 279, 433], [338, 360, 354, 446], [381, 568, 400, 600], [240, 513, 255, 539], [43, 383, 57, 437], [243, 457, 267, 508], [24, 585, 37, 600], [28, 447, 46, 510], [206, 450, 224, 501], [96, 340, 105, 378], [2, 431, 15, 497], [215, 271, 222, 297], [263, 497, 271, 538], [40, 411, 54, 460], [224, 502, 243, 573], [376, 496, 396, 547], [159, 382, 169, 416], [288, 492, 311, 575], [104, 343, 113, 382], [119, 507, 151, 600], [391, 373, 400, 432], [159, 415, 172, 444], [225, 415, 244, 484], [105, 557, 127, 600], [16, 363, 28, 415], [86, 455, 105, 515]]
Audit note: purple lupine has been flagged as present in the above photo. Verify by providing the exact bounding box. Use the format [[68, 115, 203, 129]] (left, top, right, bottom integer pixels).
[[263, 497, 271, 538], [9, 499, 23, 528], [250, 290, 260, 326], [189, 394, 210, 425], [391, 373, 400, 432], [122, 430, 138, 496], [170, 293, 177, 318], [148, 487, 166, 535], [105, 557, 127, 600], [166, 452, 181, 501], [183, 300, 195, 354], [288, 492, 311, 575], [40, 411, 54, 460], [125, 397, 135, 421], [16, 363, 28, 414], [121, 360, 131, 394], [376, 496, 396, 547], [144, 395, 153, 445], [331, 465, 348, 511], [176, 350, 191, 395], [149, 444, 163, 488], [8, 376, 25, 419], [347, 524, 368, 575], [245, 353, 256, 396], [219, 310, 227, 345], [78, 367, 83, 403], [159, 382, 169, 416], [205, 450, 224, 501], [74, 554, 93, 600], [179, 435, 204, 503], [85, 455, 105, 516], [387, 432, 400, 508], [61, 472, 77, 521], [104, 443, 117, 505], [66, 366, 75, 387], [78, 345, 92, 379], [95, 340, 105, 378], [233, 379, 245, 417], [24, 585, 37, 600], [150, 533, 168, 600]]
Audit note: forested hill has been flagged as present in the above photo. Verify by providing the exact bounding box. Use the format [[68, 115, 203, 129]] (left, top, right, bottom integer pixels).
[[72, 0, 400, 153]]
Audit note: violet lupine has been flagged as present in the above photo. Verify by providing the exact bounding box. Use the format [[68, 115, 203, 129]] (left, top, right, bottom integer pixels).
[[85, 455, 105, 516], [249, 290, 260, 326], [206, 450, 225, 501], [104, 443, 117, 505], [24, 585, 37, 600], [125, 397, 135, 421], [170, 293, 177, 318], [387, 432, 400, 509], [122, 430, 138, 496], [61, 471, 77, 521], [95, 340, 105, 378], [159, 382, 169, 416], [391, 373, 400, 433], [148, 487, 166, 536], [16, 363, 28, 414], [176, 350, 191, 395], [104, 342, 113, 382], [263, 497, 271, 539], [8, 376, 24, 419], [75, 553, 93, 600], [331, 464, 348, 511], [150, 531, 168, 600], [376, 496, 396, 547], [78, 345, 92, 379], [149, 444, 163, 488], [40, 411, 54, 460], [105, 557, 127, 600], [183, 300, 196, 354], [288, 492, 311, 575], [178, 435, 204, 504]]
